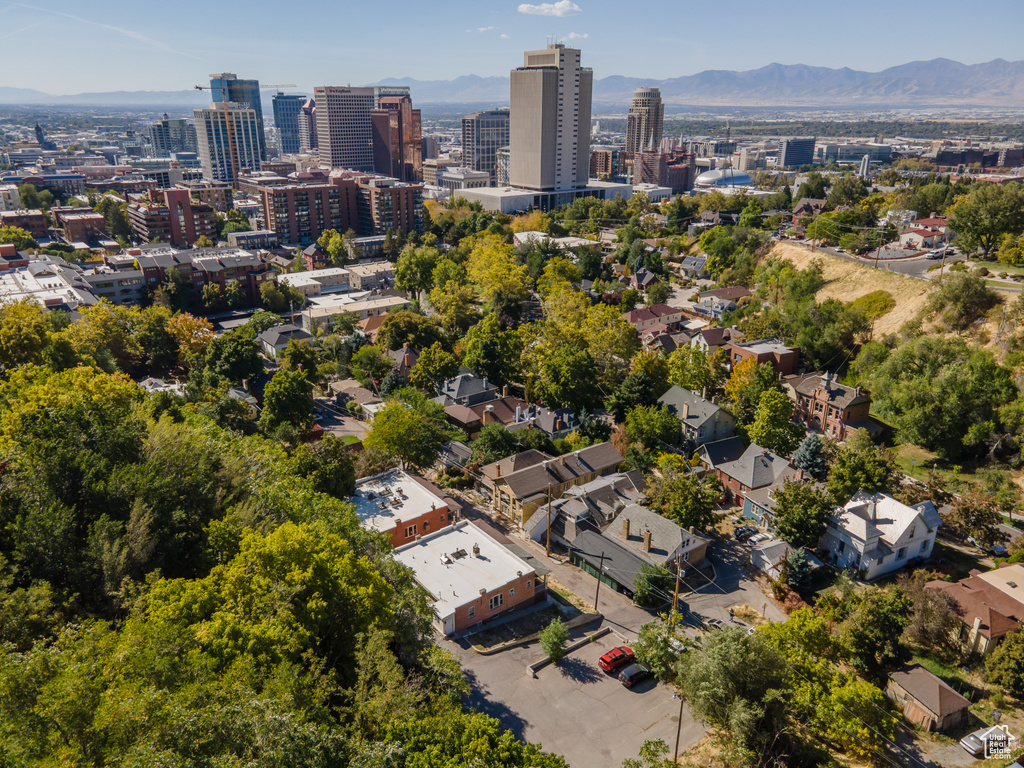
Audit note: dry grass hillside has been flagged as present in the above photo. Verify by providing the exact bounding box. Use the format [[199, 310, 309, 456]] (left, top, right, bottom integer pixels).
[[769, 242, 935, 336]]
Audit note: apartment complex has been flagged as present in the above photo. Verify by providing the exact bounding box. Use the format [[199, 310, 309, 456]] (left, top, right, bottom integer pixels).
[[371, 95, 423, 183], [314, 86, 376, 171], [357, 176, 423, 237], [148, 115, 197, 158], [462, 109, 510, 184], [193, 102, 263, 184], [257, 180, 357, 245], [297, 98, 318, 152], [126, 189, 218, 248], [509, 44, 593, 191], [625, 87, 664, 155]]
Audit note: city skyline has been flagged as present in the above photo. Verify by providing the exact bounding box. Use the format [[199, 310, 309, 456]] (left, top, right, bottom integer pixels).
[[3, 0, 1024, 94]]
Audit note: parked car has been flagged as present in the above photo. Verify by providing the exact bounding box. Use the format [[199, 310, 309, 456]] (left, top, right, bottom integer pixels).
[[747, 532, 772, 546], [702, 618, 725, 632], [733, 525, 757, 542], [598, 645, 635, 672], [960, 727, 990, 757], [618, 662, 653, 689]]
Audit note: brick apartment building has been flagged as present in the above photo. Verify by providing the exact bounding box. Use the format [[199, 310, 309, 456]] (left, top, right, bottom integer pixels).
[[127, 189, 217, 248], [783, 372, 874, 441], [51, 207, 107, 243], [133, 246, 273, 304], [0, 209, 48, 239], [727, 338, 800, 376], [352, 468, 454, 547]]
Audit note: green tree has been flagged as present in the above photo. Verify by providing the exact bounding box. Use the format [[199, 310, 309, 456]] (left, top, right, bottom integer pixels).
[[0, 224, 37, 250], [772, 480, 835, 549], [645, 280, 671, 306], [606, 370, 659, 422], [462, 316, 522, 386], [259, 370, 313, 434], [279, 339, 320, 383], [364, 400, 451, 471], [724, 358, 781, 425], [942, 496, 1007, 549], [350, 345, 394, 388], [747, 389, 805, 455], [986, 631, 1024, 697], [645, 467, 721, 532], [201, 282, 227, 312], [667, 346, 712, 394], [429, 280, 479, 337], [535, 346, 600, 412], [539, 617, 569, 663], [291, 436, 357, 498], [947, 181, 1024, 259], [0, 299, 50, 369], [827, 429, 900, 503], [376, 311, 443, 351], [395, 245, 441, 299], [792, 434, 830, 481], [924, 272, 999, 331], [471, 422, 519, 465], [841, 588, 912, 678], [625, 404, 678, 451], [94, 195, 132, 240], [633, 564, 673, 608], [409, 341, 459, 391], [204, 329, 262, 382]]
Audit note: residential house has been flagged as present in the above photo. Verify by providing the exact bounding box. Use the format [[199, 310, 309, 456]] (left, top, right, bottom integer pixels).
[[646, 330, 693, 356], [622, 303, 684, 332], [691, 326, 743, 353], [386, 343, 419, 382], [886, 666, 970, 733], [630, 268, 659, 291], [695, 435, 747, 471], [791, 197, 826, 223], [351, 468, 454, 547], [783, 371, 877, 441], [909, 217, 949, 238], [436, 373, 500, 407], [257, 323, 312, 359], [445, 398, 576, 441], [658, 385, 737, 446], [490, 442, 624, 528], [728, 338, 800, 376], [394, 520, 541, 635], [899, 228, 943, 249], [715, 443, 791, 505], [678, 255, 709, 279], [926, 563, 1024, 655], [820, 491, 941, 581], [698, 286, 751, 304], [523, 471, 647, 545], [742, 465, 800, 526], [692, 294, 737, 319], [750, 539, 823, 580], [480, 449, 552, 498], [330, 378, 382, 413]]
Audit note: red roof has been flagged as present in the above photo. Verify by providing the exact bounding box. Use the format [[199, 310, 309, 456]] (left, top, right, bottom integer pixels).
[[911, 217, 947, 226], [900, 228, 938, 237]]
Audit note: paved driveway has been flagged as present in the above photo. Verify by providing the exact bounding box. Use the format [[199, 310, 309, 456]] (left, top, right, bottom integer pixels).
[[683, 540, 786, 626], [314, 397, 368, 439], [442, 630, 705, 767]]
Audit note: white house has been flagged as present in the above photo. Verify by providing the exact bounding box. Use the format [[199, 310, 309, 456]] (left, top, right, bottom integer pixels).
[[820, 491, 941, 581]]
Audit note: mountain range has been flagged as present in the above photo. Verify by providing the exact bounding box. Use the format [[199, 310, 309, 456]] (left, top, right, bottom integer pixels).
[[3, 58, 1024, 108]]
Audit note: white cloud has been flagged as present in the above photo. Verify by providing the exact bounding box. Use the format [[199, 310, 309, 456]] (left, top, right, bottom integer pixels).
[[465, 29, 472, 32], [478, 26, 495, 32], [567, 32, 588, 39], [518, 1, 582, 17], [501, 33, 511, 39]]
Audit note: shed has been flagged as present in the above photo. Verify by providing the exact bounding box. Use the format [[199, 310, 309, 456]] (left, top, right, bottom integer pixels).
[[886, 665, 970, 732]]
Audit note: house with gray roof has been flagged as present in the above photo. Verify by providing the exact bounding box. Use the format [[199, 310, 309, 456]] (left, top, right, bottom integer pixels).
[[436, 372, 500, 407], [658, 385, 736, 447], [715, 443, 791, 505], [257, 323, 312, 359], [678, 255, 709, 279], [886, 665, 970, 733], [523, 472, 646, 544], [821, 491, 941, 580], [696, 435, 747, 470], [386, 343, 419, 383], [491, 442, 624, 528]]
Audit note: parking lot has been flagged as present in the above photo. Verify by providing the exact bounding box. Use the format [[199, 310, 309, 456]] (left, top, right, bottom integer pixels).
[[442, 629, 706, 767]]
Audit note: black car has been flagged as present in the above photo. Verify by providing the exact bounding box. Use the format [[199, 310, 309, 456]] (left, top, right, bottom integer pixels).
[[734, 525, 757, 542], [618, 662, 653, 689]]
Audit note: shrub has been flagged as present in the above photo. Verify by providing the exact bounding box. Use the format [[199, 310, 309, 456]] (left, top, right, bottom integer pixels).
[[539, 617, 569, 663]]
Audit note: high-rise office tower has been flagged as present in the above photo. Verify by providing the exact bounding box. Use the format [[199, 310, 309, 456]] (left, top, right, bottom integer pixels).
[[209, 73, 267, 161], [193, 102, 263, 184], [313, 86, 376, 171], [462, 109, 510, 184], [297, 98, 318, 153], [371, 94, 423, 183], [777, 137, 816, 168], [509, 44, 592, 191], [272, 93, 306, 155], [149, 114, 198, 157], [625, 87, 664, 155]]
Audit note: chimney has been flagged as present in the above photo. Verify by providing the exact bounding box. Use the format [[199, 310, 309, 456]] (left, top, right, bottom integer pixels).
[[472, 542, 480, 557], [682, 402, 690, 419], [559, 454, 566, 465], [643, 528, 652, 552], [515, 405, 521, 422], [868, 498, 877, 520], [495, 463, 501, 477], [482, 376, 488, 389], [565, 515, 578, 540], [503, 385, 509, 397], [622, 516, 631, 539], [483, 404, 495, 424]]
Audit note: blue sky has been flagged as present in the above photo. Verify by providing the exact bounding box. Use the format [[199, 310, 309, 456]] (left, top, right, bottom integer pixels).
[[4, 0, 1024, 94]]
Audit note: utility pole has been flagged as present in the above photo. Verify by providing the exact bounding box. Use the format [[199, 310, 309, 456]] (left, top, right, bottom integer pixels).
[[546, 484, 552, 558], [673, 693, 685, 763], [672, 562, 682, 619], [593, 551, 605, 612]]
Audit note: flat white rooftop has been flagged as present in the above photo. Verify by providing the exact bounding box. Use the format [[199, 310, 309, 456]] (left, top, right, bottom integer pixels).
[[352, 468, 448, 533], [394, 520, 535, 620]]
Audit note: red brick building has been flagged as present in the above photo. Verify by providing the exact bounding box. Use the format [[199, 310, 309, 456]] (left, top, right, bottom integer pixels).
[[0, 209, 47, 239], [783, 372, 874, 441], [127, 189, 217, 248], [352, 468, 454, 548], [51, 207, 107, 243], [727, 338, 800, 376], [257, 179, 358, 246]]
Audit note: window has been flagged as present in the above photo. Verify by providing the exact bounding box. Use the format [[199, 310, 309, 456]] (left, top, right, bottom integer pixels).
[[920, 540, 928, 553], [897, 547, 907, 560], [422, 522, 429, 532], [837, 541, 845, 554], [489, 593, 504, 610], [510, 588, 515, 597], [404, 524, 417, 538], [527, 580, 532, 589], [468, 606, 475, 619], [440, 513, 446, 522]]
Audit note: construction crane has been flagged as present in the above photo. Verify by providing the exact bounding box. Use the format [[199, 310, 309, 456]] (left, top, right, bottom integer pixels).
[[259, 84, 297, 91]]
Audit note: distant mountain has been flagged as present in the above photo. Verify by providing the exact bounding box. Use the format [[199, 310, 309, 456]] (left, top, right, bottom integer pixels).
[[4, 59, 1024, 108], [376, 58, 1024, 107]]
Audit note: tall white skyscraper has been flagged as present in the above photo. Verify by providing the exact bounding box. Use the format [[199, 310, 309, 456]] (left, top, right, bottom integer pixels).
[[509, 44, 593, 191], [625, 87, 664, 155], [193, 102, 263, 183], [313, 86, 376, 171]]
